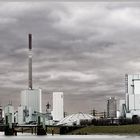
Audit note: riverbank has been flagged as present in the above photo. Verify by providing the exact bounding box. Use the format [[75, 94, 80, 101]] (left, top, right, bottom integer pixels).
[[68, 125, 140, 135]]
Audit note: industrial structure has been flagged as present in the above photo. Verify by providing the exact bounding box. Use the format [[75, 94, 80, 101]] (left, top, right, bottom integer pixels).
[[119, 99, 125, 118], [57, 112, 93, 126], [17, 34, 42, 124], [107, 97, 117, 118], [4, 104, 14, 125], [52, 92, 64, 122], [119, 74, 140, 120], [0, 33, 102, 136], [0, 106, 2, 121], [91, 109, 106, 119]]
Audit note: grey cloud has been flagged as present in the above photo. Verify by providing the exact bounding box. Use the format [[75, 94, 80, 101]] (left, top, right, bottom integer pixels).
[[0, 2, 140, 113]]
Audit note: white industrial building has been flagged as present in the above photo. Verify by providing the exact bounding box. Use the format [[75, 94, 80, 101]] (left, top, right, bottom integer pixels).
[[17, 34, 42, 124], [21, 89, 42, 113], [4, 104, 14, 124], [57, 112, 93, 126], [18, 104, 38, 124], [119, 74, 140, 119], [52, 92, 64, 121]]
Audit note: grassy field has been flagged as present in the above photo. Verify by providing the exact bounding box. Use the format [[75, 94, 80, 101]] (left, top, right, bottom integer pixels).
[[68, 125, 140, 135]]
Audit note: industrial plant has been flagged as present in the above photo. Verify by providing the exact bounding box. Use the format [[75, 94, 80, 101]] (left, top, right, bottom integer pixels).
[[17, 34, 42, 124], [118, 74, 140, 121], [107, 97, 117, 118], [0, 34, 65, 135], [0, 34, 95, 136], [1, 34, 140, 136]]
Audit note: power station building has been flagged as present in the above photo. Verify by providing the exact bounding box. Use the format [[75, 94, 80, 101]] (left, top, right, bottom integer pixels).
[[4, 104, 14, 125], [125, 74, 140, 118], [21, 89, 42, 113], [17, 34, 42, 124], [18, 89, 42, 124], [52, 92, 64, 121], [119, 74, 140, 120], [119, 99, 125, 117], [107, 97, 117, 118]]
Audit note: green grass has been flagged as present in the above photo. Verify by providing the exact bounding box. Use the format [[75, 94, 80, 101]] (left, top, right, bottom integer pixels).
[[68, 125, 140, 135]]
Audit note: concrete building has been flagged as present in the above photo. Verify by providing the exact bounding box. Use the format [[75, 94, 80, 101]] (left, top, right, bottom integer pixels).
[[18, 106, 25, 124], [126, 74, 140, 111], [124, 74, 140, 119], [21, 89, 42, 113], [18, 89, 42, 124], [94, 112, 106, 119], [119, 99, 126, 118], [4, 104, 14, 124], [107, 97, 117, 118], [17, 34, 42, 124], [52, 92, 64, 121], [18, 105, 30, 124]]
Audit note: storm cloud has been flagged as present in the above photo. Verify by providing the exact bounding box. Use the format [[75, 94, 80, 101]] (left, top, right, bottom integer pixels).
[[0, 2, 140, 113]]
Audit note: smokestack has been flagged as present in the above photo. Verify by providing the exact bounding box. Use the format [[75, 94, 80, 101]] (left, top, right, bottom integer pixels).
[[28, 34, 32, 89], [29, 34, 32, 50]]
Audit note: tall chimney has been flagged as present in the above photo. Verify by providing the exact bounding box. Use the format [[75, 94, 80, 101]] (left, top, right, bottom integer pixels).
[[28, 34, 32, 89]]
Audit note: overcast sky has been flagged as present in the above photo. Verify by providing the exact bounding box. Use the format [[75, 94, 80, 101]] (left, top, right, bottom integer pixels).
[[0, 2, 140, 114]]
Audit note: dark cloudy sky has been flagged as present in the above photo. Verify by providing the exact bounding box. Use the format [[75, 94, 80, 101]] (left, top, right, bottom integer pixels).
[[0, 2, 140, 114]]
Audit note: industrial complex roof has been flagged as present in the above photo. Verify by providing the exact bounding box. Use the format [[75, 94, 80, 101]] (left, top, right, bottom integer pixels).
[[57, 112, 93, 126]]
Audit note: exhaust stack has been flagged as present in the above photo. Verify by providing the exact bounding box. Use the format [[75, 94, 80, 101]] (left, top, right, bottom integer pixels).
[[28, 34, 32, 90]]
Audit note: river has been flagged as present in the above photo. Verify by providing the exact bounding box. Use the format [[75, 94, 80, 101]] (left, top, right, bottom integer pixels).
[[0, 132, 140, 139]]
